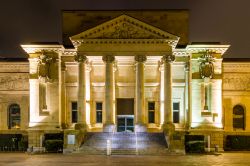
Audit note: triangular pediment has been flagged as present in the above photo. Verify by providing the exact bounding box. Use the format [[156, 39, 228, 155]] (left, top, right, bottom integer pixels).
[[71, 14, 179, 41]]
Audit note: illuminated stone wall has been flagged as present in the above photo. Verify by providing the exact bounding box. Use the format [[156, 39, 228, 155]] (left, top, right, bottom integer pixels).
[[223, 61, 250, 132], [0, 62, 29, 132], [190, 52, 223, 129]]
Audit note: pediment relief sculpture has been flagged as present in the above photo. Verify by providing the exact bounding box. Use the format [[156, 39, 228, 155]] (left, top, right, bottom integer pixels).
[[71, 15, 179, 41]]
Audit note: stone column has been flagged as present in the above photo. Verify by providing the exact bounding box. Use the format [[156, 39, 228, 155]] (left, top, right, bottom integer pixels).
[[85, 63, 92, 125], [135, 55, 147, 131], [59, 56, 66, 127], [102, 55, 115, 132], [188, 59, 192, 129], [75, 53, 87, 126], [162, 54, 175, 125], [184, 62, 190, 129]]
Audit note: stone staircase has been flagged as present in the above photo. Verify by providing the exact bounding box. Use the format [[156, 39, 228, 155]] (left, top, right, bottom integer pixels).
[[77, 132, 112, 155], [136, 132, 169, 155], [77, 132, 168, 155], [111, 132, 137, 155]]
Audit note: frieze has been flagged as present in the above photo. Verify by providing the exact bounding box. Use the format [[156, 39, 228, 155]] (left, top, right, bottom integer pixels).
[[0, 74, 29, 90], [223, 64, 250, 73], [0, 63, 29, 73], [223, 74, 250, 90]]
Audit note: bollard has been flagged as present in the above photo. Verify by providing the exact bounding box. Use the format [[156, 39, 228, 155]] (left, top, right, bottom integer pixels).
[[215, 145, 219, 152], [107, 140, 111, 156]]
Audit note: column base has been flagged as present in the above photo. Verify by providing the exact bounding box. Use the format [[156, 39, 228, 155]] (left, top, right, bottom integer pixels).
[[162, 122, 175, 134], [135, 124, 147, 132], [74, 123, 87, 131], [103, 124, 116, 132]]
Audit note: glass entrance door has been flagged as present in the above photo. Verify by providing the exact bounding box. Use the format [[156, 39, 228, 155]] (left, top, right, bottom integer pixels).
[[117, 115, 134, 132]]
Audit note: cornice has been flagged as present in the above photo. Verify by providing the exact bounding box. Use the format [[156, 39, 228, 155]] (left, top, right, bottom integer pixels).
[[21, 44, 64, 54]]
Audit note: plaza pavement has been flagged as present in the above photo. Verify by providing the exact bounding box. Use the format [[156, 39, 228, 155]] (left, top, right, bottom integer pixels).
[[0, 152, 249, 166]]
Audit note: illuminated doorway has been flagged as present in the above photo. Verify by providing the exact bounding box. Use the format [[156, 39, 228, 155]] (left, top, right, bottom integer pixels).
[[116, 98, 134, 132]]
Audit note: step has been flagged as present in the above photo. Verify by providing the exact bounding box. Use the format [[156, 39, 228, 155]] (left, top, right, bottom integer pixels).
[[111, 149, 137, 155]]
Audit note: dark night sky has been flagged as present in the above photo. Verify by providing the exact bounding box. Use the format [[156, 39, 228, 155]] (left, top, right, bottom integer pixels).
[[0, 0, 250, 58]]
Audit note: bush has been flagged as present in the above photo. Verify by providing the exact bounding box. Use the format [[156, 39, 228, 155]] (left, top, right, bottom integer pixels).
[[186, 141, 205, 153], [185, 135, 205, 153], [44, 140, 63, 153], [225, 135, 250, 151]]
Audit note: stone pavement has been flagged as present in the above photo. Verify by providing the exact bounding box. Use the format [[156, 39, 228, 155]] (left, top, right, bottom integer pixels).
[[0, 152, 250, 166]]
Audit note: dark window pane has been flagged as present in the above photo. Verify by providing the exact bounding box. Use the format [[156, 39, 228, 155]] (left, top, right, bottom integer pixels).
[[72, 102, 77, 110], [148, 102, 155, 110], [9, 104, 21, 129], [173, 111, 180, 123], [233, 105, 245, 129], [127, 118, 134, 126], [117, 118, 125, 126], [72, 111, 78, 123], [173, 102, 180, 110], [148, 111, 155, 123], [96, 111, 102, 123], [96, 102, 102, 110], [71, 102, 77, 123]]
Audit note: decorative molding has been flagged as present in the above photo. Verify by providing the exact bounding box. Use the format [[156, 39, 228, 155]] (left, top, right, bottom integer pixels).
[[184, 62, 190, 72], [186, 45, 230, 55], [74, 53, 87, 63], [0, 63, 29, 73], [37, 52, 56, 81], [71, 15, 179, 47], [0, 74, 29, 90], [223, 64, 250, 73], [223, 74, 250, 90], [135, 55, 147, 63], [21, 45, 64, 54], [102, 55, 115, 63], [198, 51, 215, 79], [162, 54, 175, 63]]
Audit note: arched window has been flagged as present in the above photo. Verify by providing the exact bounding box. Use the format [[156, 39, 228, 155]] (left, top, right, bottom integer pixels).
[[8, 104, 21, 129], [233, 105, 245, 130]]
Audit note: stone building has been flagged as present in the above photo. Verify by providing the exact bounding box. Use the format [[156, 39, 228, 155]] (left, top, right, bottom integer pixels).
[[0, 10, 249, 153]]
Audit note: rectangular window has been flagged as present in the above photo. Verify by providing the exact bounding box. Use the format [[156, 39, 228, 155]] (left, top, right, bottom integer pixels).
[[148, 102, 155, 123], [173, 102, 180, 123], [96, 102, 102, 123], [71, 102, 77, 123]]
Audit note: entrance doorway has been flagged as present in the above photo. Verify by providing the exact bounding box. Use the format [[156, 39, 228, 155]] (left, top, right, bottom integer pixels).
[[117, 115, 134, 132], [116, 98, 134, 132]]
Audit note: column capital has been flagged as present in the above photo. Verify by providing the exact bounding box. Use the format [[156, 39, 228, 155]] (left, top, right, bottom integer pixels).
[[184, 62, 190, 72], [102, 55, 115, 63], [74, 52, 87, 63], [162, 54, 175, 63], [135, 55, 147, 63]]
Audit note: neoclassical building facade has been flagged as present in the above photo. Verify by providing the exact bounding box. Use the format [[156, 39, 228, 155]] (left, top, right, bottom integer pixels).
[[0, 10, 249, 152]]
